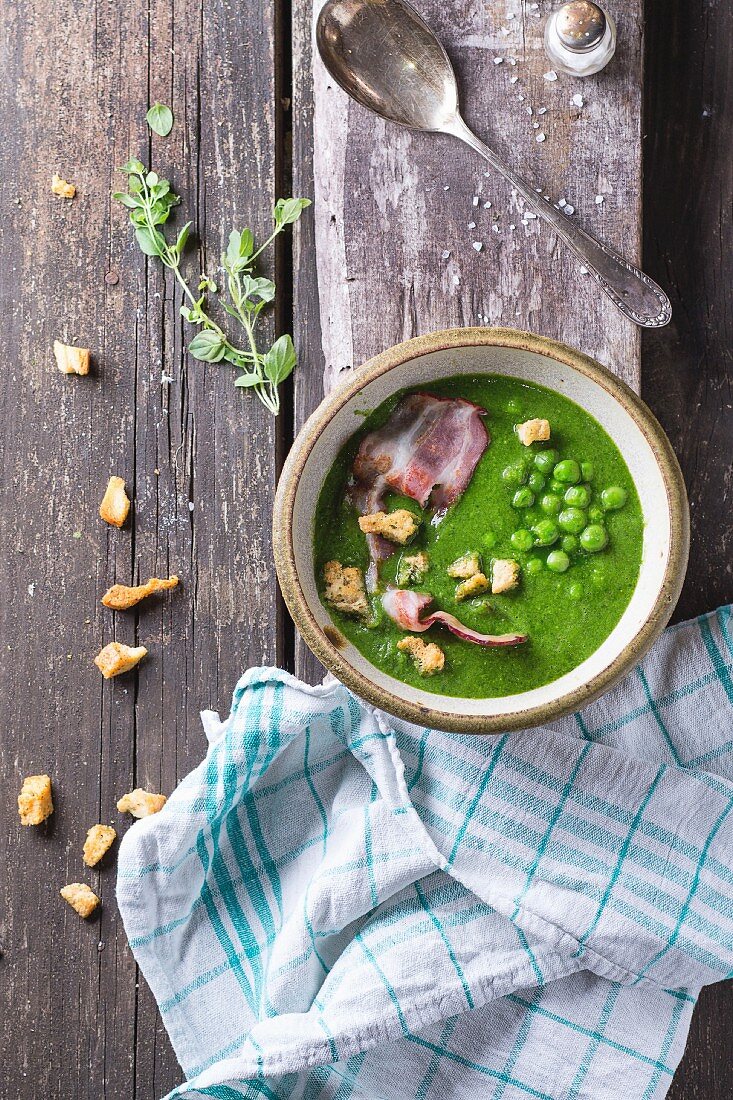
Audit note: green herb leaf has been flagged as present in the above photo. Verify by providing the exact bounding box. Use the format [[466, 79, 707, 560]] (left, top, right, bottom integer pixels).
[[146, 103, 174, 138], [235, 372, 265, 388], [112, 191, 142, 209], [175, 221, 192, 257], [135, 226, 165, 257], [120, 157, 145, 176], [188, 330, 227, 363], [263, 334, 296, 386], [273, 197, 311, 228], [242, 275, 275, 302]]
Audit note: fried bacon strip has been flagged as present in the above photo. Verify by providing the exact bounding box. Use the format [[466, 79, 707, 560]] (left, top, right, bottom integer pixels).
[[350, 393, 489, 588], [102, 575, 179, 610], [382, 587, 527, 648]]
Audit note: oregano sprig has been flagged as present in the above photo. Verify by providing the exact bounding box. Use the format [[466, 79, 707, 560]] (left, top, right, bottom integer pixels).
[[113, 158, 310, 415]]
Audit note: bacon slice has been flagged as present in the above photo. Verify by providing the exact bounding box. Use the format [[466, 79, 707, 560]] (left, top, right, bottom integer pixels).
[[351, 394, 489, 587], [382, 588, 527, 648]]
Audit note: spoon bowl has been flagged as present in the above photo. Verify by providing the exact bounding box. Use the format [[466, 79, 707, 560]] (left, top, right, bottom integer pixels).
[[316, 0, 458, 131], [316, 0, 672, 328]]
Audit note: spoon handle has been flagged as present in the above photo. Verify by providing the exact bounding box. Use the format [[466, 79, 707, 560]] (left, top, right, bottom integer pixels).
[[445, 116, 671, 328]]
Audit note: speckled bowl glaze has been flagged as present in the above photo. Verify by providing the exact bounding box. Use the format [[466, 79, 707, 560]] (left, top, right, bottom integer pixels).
[[274, 328, 689, 734]]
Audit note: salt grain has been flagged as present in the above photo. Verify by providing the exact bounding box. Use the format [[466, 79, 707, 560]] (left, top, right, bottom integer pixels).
[[441, 249, 451, 260], [492, 224, 500, 233], [453, 275, 460, 285], [493, 57, 504, 64], [558, 198, 567, 207], [483, 201, 492, 209], [537, 107, 547, 115], [524, 211, 538, 219], [472, 241, 483, 252], [543, 70, 558, 81], [472, 196, 479, 206], [533, 122, 540, 129], [579, 265, 588, 274], [595, 194, 604, 204], [571, 93, 584, 107], [468, 221, 476, 229], [510, 76, 519, 84], [564, 204, 575, 214], [536, 133, 546, 142]]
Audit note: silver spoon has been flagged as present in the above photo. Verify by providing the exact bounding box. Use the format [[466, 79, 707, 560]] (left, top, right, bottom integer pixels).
[[316, 0, 671, 328]]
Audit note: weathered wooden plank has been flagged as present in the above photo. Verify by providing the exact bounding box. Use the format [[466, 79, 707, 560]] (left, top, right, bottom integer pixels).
[[643, 0, 733, 1094], [0, 0, 281, 1095], [293, 0, 644, 686]]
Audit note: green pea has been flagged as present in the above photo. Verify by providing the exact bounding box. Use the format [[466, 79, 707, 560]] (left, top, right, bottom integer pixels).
[[580, 524, 609, 553], [581, 461, 594, 481], [511, 528, 534, 552], [589, 505, 604, 523], [533, 449, 558, 475], [483, 530, 498, 549], [564, 483, 591, 508], [540, 493, 562, 515], [561, 534, 579, 553], [601, 486, 628, 511], [547, 549, 570, 573], [533, 519, 559, 546], [512, 487, 535, 509], [528, 470, 546, 494], [525, 557, 543, 576], [549, 479, 564, 495], [569, 582, 584, 599], [553, 459, 581, 485], [558, 507, 587, 535], [502, 464, 527, 488]]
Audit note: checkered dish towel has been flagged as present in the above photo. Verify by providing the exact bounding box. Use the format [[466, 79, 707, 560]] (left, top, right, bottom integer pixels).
[[117, 606, 733, 1100]]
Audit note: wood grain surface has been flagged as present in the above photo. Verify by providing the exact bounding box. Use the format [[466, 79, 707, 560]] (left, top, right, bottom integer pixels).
[[0, 0, 285, 1096], [0, 0, 730, 1095]]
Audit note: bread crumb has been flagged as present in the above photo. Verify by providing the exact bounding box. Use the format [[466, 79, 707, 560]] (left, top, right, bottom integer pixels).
[[323, 560, 369, 618], [94, 641, 148, 678], [18, 774, 54, 825], [516, 419, 551, 446], [117, 788, 167, 818], [99, 476, 130, 527], [397, 635, 445, 675], [447, 552, 482, 579], [455, 572, 490, 601], [491, 559, 520, 594], [83, 824, 117, 867], [396, 551, 429, 586], [51, 174, 76, 199], [102, 575, 179, 610], [358, 509, 419, 544], [54, 340, 90, 376], [60, 883, 100, 918]]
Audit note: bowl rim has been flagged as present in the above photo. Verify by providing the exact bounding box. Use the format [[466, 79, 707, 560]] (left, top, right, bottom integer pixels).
[[273, 326, 689, 734]]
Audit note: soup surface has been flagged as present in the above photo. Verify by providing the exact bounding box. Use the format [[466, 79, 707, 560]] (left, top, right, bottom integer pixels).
[[314, 373, 643, 698]]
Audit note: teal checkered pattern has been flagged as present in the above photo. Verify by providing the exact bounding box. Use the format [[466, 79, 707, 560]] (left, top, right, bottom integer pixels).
[[117, 606, 733, 1099]]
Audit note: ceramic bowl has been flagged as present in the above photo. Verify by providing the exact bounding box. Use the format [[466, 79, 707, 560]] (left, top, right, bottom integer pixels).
[[273, 328, 689, 734]]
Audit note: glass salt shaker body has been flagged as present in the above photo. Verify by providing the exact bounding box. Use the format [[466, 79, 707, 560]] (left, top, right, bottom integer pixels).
[[544, 1, 617, 77]]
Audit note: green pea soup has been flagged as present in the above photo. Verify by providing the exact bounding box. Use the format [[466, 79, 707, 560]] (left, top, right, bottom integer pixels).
[[314, 373, 643, 699]]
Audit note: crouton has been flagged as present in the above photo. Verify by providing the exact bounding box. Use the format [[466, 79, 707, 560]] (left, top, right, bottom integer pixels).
[[18, 774, 54, 826], [358, 509, 419, 545], [94, 641, 148, 679], [99, 476, 130, 527], [102, 575, 179, 610], [455, 572, 490, 601], [117, 788, 167, 818], [54, 340, 90, 376], [60, 883, 100, 919], [516, 419, 551, 446], [447, 552, 482, 579], [491, 559, 520, 594], [51, 174, 76, 199], [323, 560, 369, 618], [397, 635, 445, 676], [83, 824, 117, 867], [396, 551, 429, 587]]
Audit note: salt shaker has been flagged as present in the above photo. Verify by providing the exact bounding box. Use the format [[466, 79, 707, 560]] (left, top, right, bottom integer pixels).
[[544, 1, 617, 77]]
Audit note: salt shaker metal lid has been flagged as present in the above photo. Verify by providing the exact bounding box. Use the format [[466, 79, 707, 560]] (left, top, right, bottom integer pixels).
[[544, 1, 616, 76]]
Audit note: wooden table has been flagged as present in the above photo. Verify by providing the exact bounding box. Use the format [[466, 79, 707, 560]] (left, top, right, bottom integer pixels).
[[0, 0, 730, 1095]]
